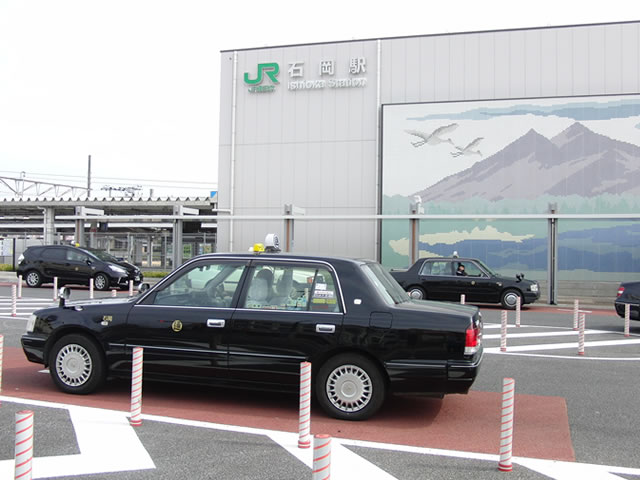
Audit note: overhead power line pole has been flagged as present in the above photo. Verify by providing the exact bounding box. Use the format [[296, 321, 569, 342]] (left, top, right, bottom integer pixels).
[[87, 155, 92, 199]]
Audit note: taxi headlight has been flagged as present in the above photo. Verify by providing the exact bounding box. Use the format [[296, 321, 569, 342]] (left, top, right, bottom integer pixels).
[[110, 265, 127, 275], [530, 283, 539, 293], [26, 314, 36, 333]]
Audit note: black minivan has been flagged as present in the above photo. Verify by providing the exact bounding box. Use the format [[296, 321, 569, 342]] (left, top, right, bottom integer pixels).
[[17, 245, 143, 291]]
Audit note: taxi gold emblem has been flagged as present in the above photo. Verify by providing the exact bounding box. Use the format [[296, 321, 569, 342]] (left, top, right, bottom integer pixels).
[[171, 320, 183, 332]]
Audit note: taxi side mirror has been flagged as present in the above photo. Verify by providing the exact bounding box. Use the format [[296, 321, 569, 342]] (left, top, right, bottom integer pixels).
[[58, 287, 71, 307]]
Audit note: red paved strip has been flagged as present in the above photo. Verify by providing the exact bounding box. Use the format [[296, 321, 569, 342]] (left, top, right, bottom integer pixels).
[[3, 346, 574, 461]]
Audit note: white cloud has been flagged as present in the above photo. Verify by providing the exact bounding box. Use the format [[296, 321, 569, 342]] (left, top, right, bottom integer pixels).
[[389, 225, 534, 255]]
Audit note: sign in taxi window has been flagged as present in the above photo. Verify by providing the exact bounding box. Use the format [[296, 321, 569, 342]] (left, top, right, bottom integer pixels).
[[243, 265, 340, 312]]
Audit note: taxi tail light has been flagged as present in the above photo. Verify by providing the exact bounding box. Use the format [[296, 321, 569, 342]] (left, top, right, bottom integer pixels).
[[617, 286, 625, 297], [465, 323, 481, 355]]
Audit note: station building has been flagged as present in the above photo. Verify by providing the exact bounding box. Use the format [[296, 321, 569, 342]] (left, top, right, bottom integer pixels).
[[217, 21, 640, 302]]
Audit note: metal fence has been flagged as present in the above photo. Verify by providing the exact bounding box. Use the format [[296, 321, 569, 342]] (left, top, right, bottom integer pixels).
[[0, 232, 217, 271]]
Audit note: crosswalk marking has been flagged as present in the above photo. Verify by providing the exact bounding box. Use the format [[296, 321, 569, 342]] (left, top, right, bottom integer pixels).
[[0, 400, 155, 478], [483, 329, 610, 340], [482, 320, 640, 357], [0, 297, 56, 319], [484, 338, 640, 353]]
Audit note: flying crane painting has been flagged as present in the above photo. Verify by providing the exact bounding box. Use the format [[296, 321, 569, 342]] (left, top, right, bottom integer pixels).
[[451, 137, 483, 157], [404, 123, 459, 147]]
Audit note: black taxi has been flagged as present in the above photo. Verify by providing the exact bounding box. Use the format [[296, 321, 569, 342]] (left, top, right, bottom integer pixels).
[[391, 257, 540, 310], [22, 241, 483, 421]]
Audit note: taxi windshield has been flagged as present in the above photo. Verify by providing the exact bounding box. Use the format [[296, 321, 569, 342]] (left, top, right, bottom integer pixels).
[[85, 248, 120, 263], [475, 259, 497, 276], [362, 263, 409, 305]]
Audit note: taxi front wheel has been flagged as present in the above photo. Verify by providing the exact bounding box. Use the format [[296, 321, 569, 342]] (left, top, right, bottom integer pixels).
[[316, 353, 386, 421], [49, 334, 106, 394]]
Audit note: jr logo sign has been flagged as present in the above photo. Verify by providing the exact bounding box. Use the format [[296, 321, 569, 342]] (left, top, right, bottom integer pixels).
[[244, 63, 279, 87]]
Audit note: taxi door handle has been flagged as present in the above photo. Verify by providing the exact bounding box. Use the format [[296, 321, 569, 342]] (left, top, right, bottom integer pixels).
[[207, 319, 226, 328], [316, 324, 335, 334]]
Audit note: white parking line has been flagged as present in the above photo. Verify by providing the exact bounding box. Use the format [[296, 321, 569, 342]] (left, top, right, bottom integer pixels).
[[484, 338, 640, 353]]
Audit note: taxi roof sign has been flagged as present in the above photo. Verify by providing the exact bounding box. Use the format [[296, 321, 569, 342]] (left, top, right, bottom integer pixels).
[[249, 234, 281, 254]]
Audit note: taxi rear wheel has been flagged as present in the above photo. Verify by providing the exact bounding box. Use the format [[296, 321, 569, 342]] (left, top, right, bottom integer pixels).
[[316, 353, 386, 421], [407, 286, 426, 300], [49, 334, 106, 394]]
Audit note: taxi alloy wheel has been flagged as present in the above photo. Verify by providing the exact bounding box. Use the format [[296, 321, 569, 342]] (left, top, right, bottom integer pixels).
[[25, 270, 43, 288], [317, 353, 386, 421], [94, 273, 110, 291], [50, 334, 106, 394]]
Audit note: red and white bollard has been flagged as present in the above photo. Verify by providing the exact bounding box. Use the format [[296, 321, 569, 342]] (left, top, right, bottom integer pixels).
[[624, 304, 630, 337], [312, 434, 331, 480], [298, 361, 312, 448], [515, 296, 521, 327], [111, 289, 117, 298], [129, 280, 134, 297], [460, 294, 465, 305], [500, 310, 508, 352], [17, 275, 22, 299], [53, 277, 58, 300], [573, 299, 579, 331], [89, 278, 94, 299], [11, 285, 17, 317], [578, 313, 586, 356], [498, 378, 515, 472], [15, 410, 34, 480], [129, 347, 144, 426]]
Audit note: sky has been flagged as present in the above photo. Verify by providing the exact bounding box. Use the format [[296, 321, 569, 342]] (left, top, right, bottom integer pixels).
[[0, 0, 637, 199]]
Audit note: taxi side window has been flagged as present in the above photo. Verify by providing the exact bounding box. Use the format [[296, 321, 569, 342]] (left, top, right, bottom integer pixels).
[[67, 250, 88, 262], [462, 262, 485, 277], [420, 261, 450, 276], [42, 248, 65, 261], [153, 262, 245, 307], [243, 265, 340, 312], [309, 268, 340, 312]]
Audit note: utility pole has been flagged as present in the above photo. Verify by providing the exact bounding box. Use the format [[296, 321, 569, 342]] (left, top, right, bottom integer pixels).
[[87, 155, 92, 199]]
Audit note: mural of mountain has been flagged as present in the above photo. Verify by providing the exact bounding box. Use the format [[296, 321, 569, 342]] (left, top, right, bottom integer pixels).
[[415, 224, 640, 273], [414, 122, 640, 202]]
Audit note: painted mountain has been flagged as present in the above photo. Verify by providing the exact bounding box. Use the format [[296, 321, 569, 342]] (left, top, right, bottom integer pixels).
[[414, 122, 640, 202]]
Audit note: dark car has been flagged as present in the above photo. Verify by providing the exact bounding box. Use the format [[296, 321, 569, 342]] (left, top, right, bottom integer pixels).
[[390, 257, 540, 310], [615, 282, 640, 320], [21, 252, 482, 421], [17, 245, 143, 291]]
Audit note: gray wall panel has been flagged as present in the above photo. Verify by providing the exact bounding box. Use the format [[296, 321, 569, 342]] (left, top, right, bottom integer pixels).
[[604, 25, 623, 93], [588, 26, 606, 93], [449, 35, 466, 100], [493, 31, 511, 97], [524, 30, 542, 97], [463, 34, 480, 100], [509, 30, 526, 98], [540, 29, 558, 97], [621, 24, 640, 92], [556, 28, 574, 96], [433, 36, 451, 100], [571, 28, 590, 94]]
